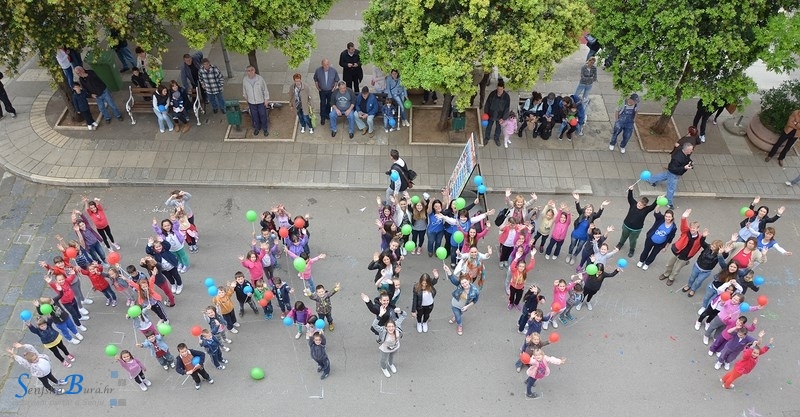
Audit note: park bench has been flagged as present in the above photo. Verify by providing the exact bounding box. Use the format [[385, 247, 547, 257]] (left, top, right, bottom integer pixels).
[[125, 86, 203, 125]]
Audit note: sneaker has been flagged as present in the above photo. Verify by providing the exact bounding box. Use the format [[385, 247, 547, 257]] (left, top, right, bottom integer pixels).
[[320, 372, 329, 380], [309, 128, 314, 134], [11, 113, 17, 118], [560, 317, 568, 325], [143, 378, 152, 386], [239, 309, 245, 317], [78, 325, 87, 332], [112, 243, 121, 250], [63, 360, 72, 368], [207, 379, 214, 384], [175, 285, 183, 295], [223, 346, 230, 352], [417, 323, 423, 333], [716, 352, 721, 357], [382, 368, 391, 378], [545, 255, 550, 260], [457, 325, 463, 335], [54, 388, 65, 395], [542, 321, 549, 330], [79, 315, 90, 321], [229, 328, 238, 334], [222, 359, 228, 364], [516, 366, 522, 373], [695, 322, 701, 331], [139, 383, 148, 391], [389, 364, 397, 373], [526, 392, 541, 399], [620, 147, 626, 154], [163, 364, 169, 370], [329, 323, 334, 331], [724, 363, 730, 370], [265, 315, 271, 320], [698, 307, 705, 315], [628, 250, 634, 258], [160, 129, 165, 133], [70, 338, 80, 345], [576, 302, 582, 311], [708, 350, 715, 357], [80, 305, 91, 312], [700, 135, 706, 143], [636, 261, 643, 268], [126, 299, 132, 307], [217, 365, 225, 370], [569, 258, 575, 265], [105, 299, 111, 306], [713, 362, 722, 370], [566, 313, 575, 321], [225, 338, 232, 344], [306, 333, 310, 340], [111, 300, 117, 307], [552, 256, 558, 260], [74, 333, 83, 340], [552, 319, 559, 328], [195, 383, 201, 390], [170, 362, 176, 368], [587, 302, 593, 311], [565, 256, 571, 264], [87, 125, 93, 130], [300, 127, 305, 133], [422, 322, 428, 333], [642, 264, 649, 270], [295, 332, 301, 339], [703, 335, 709, 345], [507, 303, 514, 310], [787, 181, 794, 186], [233, 322, 240, 328], [609, 145, 615, 151], [171, 284, 177, 294]]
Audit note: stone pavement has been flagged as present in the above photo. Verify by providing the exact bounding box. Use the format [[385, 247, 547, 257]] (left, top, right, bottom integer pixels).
[[0, 3, 798, 201]]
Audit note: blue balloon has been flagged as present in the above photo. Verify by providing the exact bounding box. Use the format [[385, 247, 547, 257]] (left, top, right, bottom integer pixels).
[[639, 170, 652, 181], [191, 356, 201, 366], [283, 316, 294, 327], [753, 276, 764, 286], [207, 286, 219, 297], [204, 278, 215, 288], [315, 319, 325, 330], [481, 120, 489, 127], [617, 258, 628, 268], [20, 310, 32, 321], [157, 105, 167, 113], [473, 175, 484, 186], [477, 184, 487, 194], [739, 302, 750, 313], [244, 286, 253, 294], [388, 118, 397, 127], [390, 171, 400, 181]]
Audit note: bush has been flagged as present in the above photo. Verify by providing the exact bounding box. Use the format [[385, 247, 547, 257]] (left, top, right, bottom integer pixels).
[[759, 80, 800, 133]]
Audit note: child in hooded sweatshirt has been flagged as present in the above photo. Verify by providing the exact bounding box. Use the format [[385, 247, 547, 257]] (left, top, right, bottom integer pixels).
[[544, 203, 571, 260], [199, 329, 228, 370], [721, 338, 773, 389], [287, 301, 312, 340], [524, 348, 566, 399], [204, 306, 232, 349], [517, 285, 545, 333], [309, 331, 330, 379], [273, 278, 294, 318], [304, 283, 341, 331], [232, 271, 259, 317], [137, 331, 175, 370]]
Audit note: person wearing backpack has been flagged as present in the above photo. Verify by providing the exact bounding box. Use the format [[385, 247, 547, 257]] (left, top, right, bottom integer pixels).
[[384, 149, 416, 204]]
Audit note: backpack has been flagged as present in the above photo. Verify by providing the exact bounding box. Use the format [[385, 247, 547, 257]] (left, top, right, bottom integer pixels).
[[494, 207, 509, 226]]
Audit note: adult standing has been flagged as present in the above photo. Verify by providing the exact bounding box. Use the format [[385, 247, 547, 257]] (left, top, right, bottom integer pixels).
[[574, 57, 598, 99], [765, 108, 800, 167], [339, 42, 363, 92], [411, 271, 439, 333], [649, 142, 694, 209], [615, 185, 657, 258], [482, 79, 510, 146], [198, 58, 225, 114], [0, 72, 17, 119], [355, 86, 378, 137], [329, 81, 356, 138], [385, 149, 410, 204], [289, 73, 314, 134], [658, 209, 706, 286], [75, 66, 124, 124], [180, 52, 205, 104], [242, 65, 269, 137], [372, 310, 406, 378], [386, 69, 410, 127], [313, 59, 340, 126], [56, 48, 75, 89], [608, 94, 638, 154], [692, 99, 712, 143], [444, 264, 479, 336], [109, 30, 136, 73]]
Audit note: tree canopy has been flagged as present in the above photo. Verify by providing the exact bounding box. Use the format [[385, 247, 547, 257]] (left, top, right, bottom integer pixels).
[[360, 0, 593, 113], [592, 0, 800, 132], [171, 0, 336, 71]]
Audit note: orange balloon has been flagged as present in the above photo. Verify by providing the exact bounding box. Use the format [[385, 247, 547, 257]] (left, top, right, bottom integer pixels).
[[264, 291, 274, 302], [551, 302, 562, 312], [65, 247, 78, 259], [108, 252, 121, 265], [720, 291, 731, 301], [756, 295, 768, 306], [293, 218, 305, 229], [519, 352, 531, 364], [278, 227, 289, 239], [548, 332, 560, 343], [259, 298, 268, 307], [190, 326, 202, 337]]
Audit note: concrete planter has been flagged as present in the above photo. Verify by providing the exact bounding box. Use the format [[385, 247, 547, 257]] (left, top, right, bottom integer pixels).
[[746, 114, 779, 153]]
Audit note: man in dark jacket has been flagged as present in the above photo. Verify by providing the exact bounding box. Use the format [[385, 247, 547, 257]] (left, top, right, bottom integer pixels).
[[339, 42, 363, 92], [616, 185, 657, 257], [0, 72, 17, 119], [180, 52, 206, 104], [74, 66, 123, 123], [483, 79, 510, 146], [649, 142, 694, 209]]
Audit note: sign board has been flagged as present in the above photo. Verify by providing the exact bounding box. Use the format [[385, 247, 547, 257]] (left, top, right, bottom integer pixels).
[[446, 133, 478, 201]]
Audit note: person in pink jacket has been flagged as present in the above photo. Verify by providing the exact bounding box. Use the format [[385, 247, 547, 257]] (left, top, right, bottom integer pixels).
[[117, 350, 151, 391], [285, 248, 326, 290], [501, 111, 518, 148], [703, 292, 762, 344], [543, 276, 581, 330], [239, 245, 267, 285], [523, 348, 566, 398], [544, 203, 571, 260]]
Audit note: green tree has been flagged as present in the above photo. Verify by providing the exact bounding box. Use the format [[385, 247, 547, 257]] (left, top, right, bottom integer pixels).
[[172, 0, 336, 73], [592, 0, 800, 133], [360, 0, 593, 130], [0, 0, 170, 116]]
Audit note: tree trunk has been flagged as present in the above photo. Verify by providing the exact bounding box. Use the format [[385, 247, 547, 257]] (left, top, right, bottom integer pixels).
[[247, 50, 259, 74], [437, 93, 453, 131], [55, 72, 80, 121], [650, 56, 691, 134], [478, 72, 490, 108]]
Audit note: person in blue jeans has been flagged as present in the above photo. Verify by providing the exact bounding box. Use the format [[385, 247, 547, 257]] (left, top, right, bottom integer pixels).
[[71, 210, 106, 264], [648, 142, 694, 208], [425, 197, 445, 256], [565, 193, 608, 265], [74, 66, 124, 123], [609, 94, 638, 153], [444, 265, 479, 336], [386, 69, 410, 127]]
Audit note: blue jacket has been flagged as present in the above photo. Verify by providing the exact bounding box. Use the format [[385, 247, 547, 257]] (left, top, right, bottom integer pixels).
[[72, 90, 90, 112], [355, 93, 379, 116], [28, 320, 60, 345], [448, 274, 480, 304], [199, 336, 221, 354], [145, 240, 180, 269], [175, 349, 205, 375]]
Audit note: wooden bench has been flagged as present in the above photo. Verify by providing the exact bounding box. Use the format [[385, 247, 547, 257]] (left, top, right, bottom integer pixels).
[[125, 86, 204, 125]]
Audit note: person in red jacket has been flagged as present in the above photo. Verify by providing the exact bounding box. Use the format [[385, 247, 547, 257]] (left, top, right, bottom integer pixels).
[[658, 208, 706, 286], [44, 272, 87, 332], [721, 338, 773, 389], [79, 263, 117, 307], [83, 196, 120, 250]]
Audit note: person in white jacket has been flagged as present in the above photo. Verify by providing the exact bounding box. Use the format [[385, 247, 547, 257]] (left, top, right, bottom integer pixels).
[[8, 343, 67, 395]]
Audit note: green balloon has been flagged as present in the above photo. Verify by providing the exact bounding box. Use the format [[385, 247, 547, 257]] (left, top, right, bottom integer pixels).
[[410, 196, 420, 205], [105, 344, 118, 357], [127, 305, 142, 318], [157, 322, 172, 336], [250, 367, 265, 380], [454, 197, 466, 210], [585, 264, 598, 275], [404, 240, 416, 252], [656, 196, 669, 207], [453, 231, 465, 243], [246, 210, 258, 222], [39, 303, 53, 315], [436, 247, 448, 260], [293, 257, 307, 273], [739, 206, 749, 217], [401, 224, 412, 236], [404, 99, 412, 109]]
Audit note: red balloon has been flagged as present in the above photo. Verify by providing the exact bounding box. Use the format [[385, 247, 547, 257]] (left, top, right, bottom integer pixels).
[[745, 209, 754, 218], [190, 326, 202, 337], [259, 298, 268, 307], [720, 291, 731, 301], [107, 252, 121, 265], [551, 302, 562, 312], [293, 218, 305, 229], [65, 247, 78, 259], [481, 113, 490, 121], [519, 352, 531, 364], [278, 227, 289, 239], [569, 118, 578, 127], [264, 291, 274, 302], [756, 295, 768, 306], [548, 332, 560, 343]]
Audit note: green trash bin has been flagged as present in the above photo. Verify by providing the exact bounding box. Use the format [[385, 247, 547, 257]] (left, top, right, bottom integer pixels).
[[85, 50, 123, 92], [452, 110, 466, 132], [225, 100, 242, 130]]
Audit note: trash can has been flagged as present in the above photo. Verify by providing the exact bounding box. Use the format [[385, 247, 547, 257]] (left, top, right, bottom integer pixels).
[[452, 110, 466, 132], [85, 50, 123, 92], [225, 100, 242, 130]]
